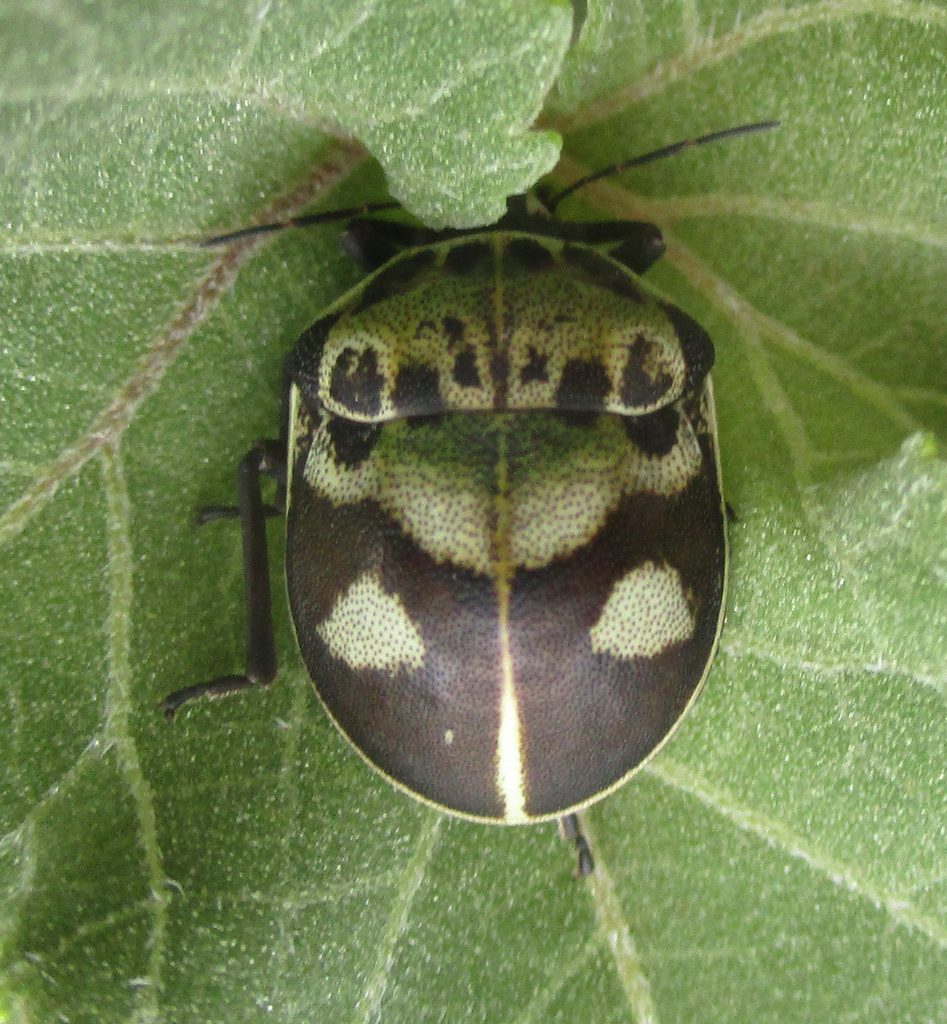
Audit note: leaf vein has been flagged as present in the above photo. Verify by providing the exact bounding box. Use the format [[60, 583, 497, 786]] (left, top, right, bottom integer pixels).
[[582, 815, 660, 1024], [551, 0, 947, 133], [647, 757, 947, 949], [100, 441, 169, 1021], [0, 140, 367, 548], [355, 813, 442, 1024]]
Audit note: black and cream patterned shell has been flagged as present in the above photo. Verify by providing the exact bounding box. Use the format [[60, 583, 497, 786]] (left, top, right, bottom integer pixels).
[[160, 125, 781, 846], [284, 222, 728, 824], [291, 233, 714, 423]]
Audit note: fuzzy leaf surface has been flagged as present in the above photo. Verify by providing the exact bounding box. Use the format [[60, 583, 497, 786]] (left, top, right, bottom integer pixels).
[[2, 1, 947, 1022]]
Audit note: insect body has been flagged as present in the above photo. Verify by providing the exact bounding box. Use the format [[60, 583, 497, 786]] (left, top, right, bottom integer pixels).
[[286, 225, 725, 822], [164, 123, 776, 868]]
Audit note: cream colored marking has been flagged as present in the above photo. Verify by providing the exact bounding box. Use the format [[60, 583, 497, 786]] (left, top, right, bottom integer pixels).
[[286, 385, 306, 501], [378, 458, 492, 574], [320, 330, 396, 421], [444, 729, 454, 746], [590, 561, 695, 660], [495, 599, 525, 821], [505, 260, 688, 414], [511, 457, 624, 569], [319, 252, 508, 421], [492, 423, 528, 822], [304, 422, 377, 504], [624, 406, 703, 497], [316, 235, 699, 421], [288, 386, 308, 463], [317, 572, 425, 672]]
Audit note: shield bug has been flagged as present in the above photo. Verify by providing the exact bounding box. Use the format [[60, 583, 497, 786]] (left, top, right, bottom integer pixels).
[[163, 122, 778, 874]]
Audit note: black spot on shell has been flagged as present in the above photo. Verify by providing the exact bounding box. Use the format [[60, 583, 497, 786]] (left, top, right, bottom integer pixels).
[[555, 358, 610, 410], [534, 313, 577, 333], [330, 346, 384, 418], [660, 301, 714, 391], [290, 311, 343, 404], [554, 410, 598, 429], [561, 244, 643, 302], [327, 418, 381, 467], [407, 413, 444, 430], [392, 363, 444, 416], [360, 249, 437, 310], [453, 348, 480, 388], [623, 405, 680, 457], [608, 229, 665, 275], [442, 316, 465, 348], [519, 346, 549, 385], [503, 237, 556, 273], [444, 240, 493, 276], [619, 332, 674, 409], [296, 311, 341, 365], [490, 351, 510, 404]]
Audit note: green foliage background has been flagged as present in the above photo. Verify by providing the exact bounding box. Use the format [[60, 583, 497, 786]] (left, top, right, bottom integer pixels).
[[2, 1, 947, 1021]]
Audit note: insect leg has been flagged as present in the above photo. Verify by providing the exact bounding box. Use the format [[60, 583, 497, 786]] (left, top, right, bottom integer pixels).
[[161, 439, 285, 720]]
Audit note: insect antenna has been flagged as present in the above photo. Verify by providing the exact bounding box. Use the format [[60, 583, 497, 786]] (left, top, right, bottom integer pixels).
[[201, 121, 778, 246], [201, 201, 400, 247], [546, 120, 779, 213]]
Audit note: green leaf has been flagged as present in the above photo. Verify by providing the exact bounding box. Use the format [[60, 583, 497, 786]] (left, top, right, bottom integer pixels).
[[2, 1, 947, 1022], [0, 0, 569, 233]]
